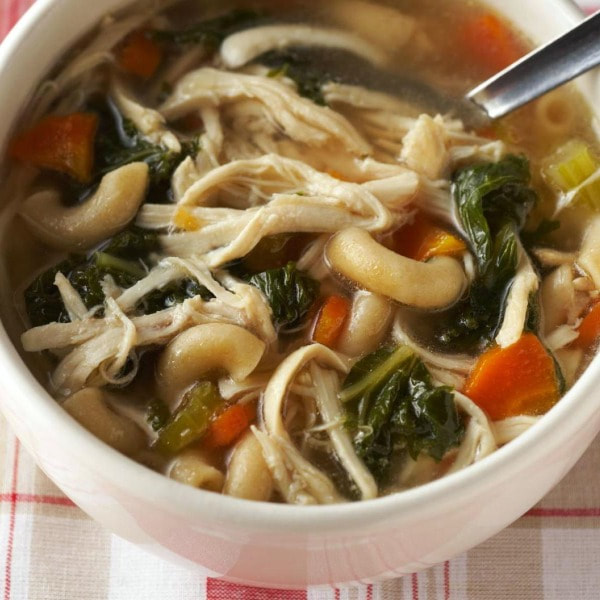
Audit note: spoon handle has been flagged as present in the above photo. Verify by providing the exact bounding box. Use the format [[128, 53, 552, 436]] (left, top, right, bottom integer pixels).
[[467, 10, 600, 119]]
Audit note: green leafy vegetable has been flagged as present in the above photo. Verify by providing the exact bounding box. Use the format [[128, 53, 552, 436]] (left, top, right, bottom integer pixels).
[[96, 105, 199, 189], [262, 50, 330, 105], [154, 381, 223, 454], [434, 155, 538, 351], [150, 9, 262, 48], [24, 227, 210, 325], [24, 228, 159, 325], [99, 225, 160, 258], [453, 154, 535, 273], [140, 278, 213, 314], [248, 262, 319, 329], [24, 259, 78, 326], [343, 346, 464, 482]]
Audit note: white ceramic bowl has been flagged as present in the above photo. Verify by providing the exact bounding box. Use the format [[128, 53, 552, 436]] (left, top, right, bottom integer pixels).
[[0, 0, 598, 588]]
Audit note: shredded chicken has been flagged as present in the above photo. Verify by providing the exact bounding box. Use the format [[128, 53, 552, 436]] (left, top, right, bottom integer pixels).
[[111, 79, 181, 152], [447, 392, 497, 473], [21, 258, 276, 395], [160, 68, 372, 155], [495, 243, 539, 348], [220, 24, 387, 69], [309, 363, 378, 500], [492, 416, 540, 446], [401, 115, 449, 179]]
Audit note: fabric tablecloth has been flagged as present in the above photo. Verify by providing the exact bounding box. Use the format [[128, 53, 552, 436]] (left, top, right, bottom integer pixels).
[[1, 0, 600, 598]]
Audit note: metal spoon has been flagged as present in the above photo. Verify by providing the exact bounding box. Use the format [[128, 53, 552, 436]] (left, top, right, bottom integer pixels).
[[465, 10, 600, 123]]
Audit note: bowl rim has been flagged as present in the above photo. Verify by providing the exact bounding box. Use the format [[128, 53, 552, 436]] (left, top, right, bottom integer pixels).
[[0, 0, 596, 535]]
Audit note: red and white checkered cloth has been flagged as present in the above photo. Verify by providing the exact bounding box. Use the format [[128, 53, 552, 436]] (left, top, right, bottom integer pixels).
[[2, 1, 600, 598]]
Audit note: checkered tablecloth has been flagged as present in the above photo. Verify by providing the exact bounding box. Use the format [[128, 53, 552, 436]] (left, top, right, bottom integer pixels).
[[2, 1, 600, 598]]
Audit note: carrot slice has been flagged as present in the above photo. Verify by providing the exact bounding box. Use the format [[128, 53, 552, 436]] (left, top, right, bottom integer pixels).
[[117, 30, 163, 79], [312, 295, 350, 348], [463, 333, 560, 421], [575, 301, 600, 350], [391, 213, 466, 262], [203, 402, 256, 449], [461, 13, 524, 73], [9, 112, 98, 182]]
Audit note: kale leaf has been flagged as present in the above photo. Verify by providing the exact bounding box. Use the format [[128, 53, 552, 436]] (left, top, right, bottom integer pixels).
[[434, 156, 538, 351], [139, 278, 213, 314], [24, 227, 159, 325], [24, 258, 79, 326], [99, 226, 160, 259], [96, 103, 199, 190], [150, 9, 262, 48], [342, 346, 464, 482], [453, 154, 536, 273], [24, 227, 211, 326], [248, 262, 319, 329], [262, 50, 330, 105]]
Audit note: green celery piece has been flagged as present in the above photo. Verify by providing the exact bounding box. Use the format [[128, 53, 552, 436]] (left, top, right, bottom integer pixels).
[[146, 397, 170, 432], [544, 140, 600, 209], [154, 382, 222, 454], [340, 345, 414, 404]]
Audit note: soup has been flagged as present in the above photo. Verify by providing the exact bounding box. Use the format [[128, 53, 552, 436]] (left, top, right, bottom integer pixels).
[[3, 0, 600, 504]]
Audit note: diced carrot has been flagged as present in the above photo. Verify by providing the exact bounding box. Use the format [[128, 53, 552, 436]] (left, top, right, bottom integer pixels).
[[461, 13, 524, 73], [390, 212, 466, 262], [312, 295, 350, 348], [575, 301, 600, 350], [463, 333, 560, 421], [9, 112, 98, 182], [173, 207, 201, 231], [117, 30, 163, 79], [203, 402, 256, 449]]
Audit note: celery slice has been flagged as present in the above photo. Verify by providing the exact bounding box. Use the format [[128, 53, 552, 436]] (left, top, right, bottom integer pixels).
[[544, 140, 600, 210], [154, 381, 222, 455]]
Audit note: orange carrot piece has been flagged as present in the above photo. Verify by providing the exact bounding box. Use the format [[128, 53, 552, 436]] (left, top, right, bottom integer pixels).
[[575, 302, 600, 350], [391, 213, 466, 262], [9, 112, 98, 182], [463, 333, 560, 421], [117, 30, 163, 79], [461, 13, 524, 73], [203, 402, 256, 449], [312, 295, 350, 348]]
